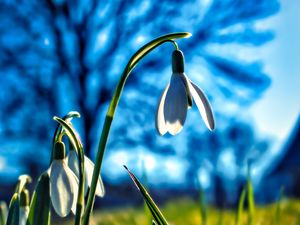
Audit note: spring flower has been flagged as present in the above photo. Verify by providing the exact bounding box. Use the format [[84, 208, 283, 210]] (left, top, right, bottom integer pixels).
[[48, 141, 78, 217], [156, 49, 215, 135], [67, 147, 105, 200], [19, 189, 29, 225]]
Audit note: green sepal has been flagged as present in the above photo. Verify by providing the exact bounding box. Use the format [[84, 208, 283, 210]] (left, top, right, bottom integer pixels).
[[124, 166, 169, 225], [6, 194, 19, 225], [0, 201, 8, 225], [26, 172, 51, 225]]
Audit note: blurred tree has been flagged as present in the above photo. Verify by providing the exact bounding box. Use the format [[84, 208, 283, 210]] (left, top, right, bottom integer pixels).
[[0, 0, 279, 192]]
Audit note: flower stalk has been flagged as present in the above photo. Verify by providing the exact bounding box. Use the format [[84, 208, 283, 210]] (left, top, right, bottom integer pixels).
[[82, 32, 191, 225]]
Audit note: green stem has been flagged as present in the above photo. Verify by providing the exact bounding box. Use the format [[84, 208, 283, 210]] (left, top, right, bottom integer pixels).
[[53, 117, 85, 225], [50, 111, 80, 164], [82, 32, 191, 225]]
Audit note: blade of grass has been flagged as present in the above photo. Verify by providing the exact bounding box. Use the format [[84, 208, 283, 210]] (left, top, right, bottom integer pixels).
[[198, 189, 207, 225], [124, 165, 169, 225], [271, 187, 284, 225], [247, 161, 255, 225], [235, 187, 246, 225], [141, 161, 152, 225]]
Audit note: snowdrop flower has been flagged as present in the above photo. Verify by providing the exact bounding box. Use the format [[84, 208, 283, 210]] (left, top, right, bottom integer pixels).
[[48, 141, 78, 217], [156, 49, 215, 135], [19, 189, 29, 225], [67, 147, 105, 201]]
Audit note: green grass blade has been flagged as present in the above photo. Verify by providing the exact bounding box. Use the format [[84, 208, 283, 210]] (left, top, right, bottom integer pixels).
[[141, 161, 152, 225], [217, 212, 223, 225], [26, 172, 51, 225], [247, 162, 255, 225], [6, 194, 19, 225], [145, 201, 165, 225], [235, 187, 246, 225], [124, 166, 169, 225], [0, 201, 8, 225], [271, 187, 284, 225], [198, 189, 207, 225]]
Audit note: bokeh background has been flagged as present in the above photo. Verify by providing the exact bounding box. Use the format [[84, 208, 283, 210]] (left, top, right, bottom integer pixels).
[[0, 0, 299, 210]]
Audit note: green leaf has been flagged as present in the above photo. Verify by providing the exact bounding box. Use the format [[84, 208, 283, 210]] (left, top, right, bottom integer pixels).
[[124, 166, 169, 225], [198, 189, 207, 225], [26, 172, 51, 225], [247, 161, 255, 225], [0, 201, 8, 225], [6, 194, 19, 225], [235, 187, 246, 225]]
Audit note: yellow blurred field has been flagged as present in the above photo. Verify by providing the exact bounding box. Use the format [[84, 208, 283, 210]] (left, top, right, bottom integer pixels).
[[63, 198, 300, 225]]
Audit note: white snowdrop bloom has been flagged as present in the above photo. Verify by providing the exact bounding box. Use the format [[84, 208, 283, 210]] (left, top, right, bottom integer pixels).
[[67, 149, 105, 202], [19, 189, 29, 225], [48, 141, 78, 217], [156, 49, 215, 135]]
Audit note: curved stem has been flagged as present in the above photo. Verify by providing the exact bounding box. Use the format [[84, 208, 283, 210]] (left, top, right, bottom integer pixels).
[[50, 111, 80, 164], [53, 117, 85, 225], [82, 32, 191, 225]]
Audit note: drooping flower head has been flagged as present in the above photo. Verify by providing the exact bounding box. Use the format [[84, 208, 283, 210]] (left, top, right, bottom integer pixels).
[[156, 49, 215, 135], [48, 141, 78, 217]]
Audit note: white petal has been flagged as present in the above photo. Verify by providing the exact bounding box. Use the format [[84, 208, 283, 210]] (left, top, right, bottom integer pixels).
[[179, 73, 193, 108], [84, 156, 105, 197], [19, 206, 29, 225], [164, 73, 188, 135], [67, 151, 80, 178], [50, 160, 78, 217], [70, 168, 79, 215], [188, 81, 215, 130], [155, 83, 170, 135]]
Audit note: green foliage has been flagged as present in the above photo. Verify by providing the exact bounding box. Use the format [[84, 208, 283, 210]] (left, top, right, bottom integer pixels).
[[247, 162, 256, 225], [61, 198, 300, 225], [235, 188, 246, 225], [124, 166, 169, 225], [6, 194, 19, 225], [26, 172, 51, 225], [0, 201, 8, 225], [198, 189, 207, 225], [271, 187, 284, 225]]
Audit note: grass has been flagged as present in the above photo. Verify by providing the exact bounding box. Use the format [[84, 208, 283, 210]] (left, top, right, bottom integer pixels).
[[62, 197, 300, 225]]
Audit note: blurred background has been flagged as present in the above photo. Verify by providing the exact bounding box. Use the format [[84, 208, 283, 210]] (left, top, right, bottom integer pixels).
[[0, 0, 299, 211]]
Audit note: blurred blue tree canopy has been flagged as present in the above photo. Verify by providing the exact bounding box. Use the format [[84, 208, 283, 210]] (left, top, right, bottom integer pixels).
[[0, 0, 281, 203]]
